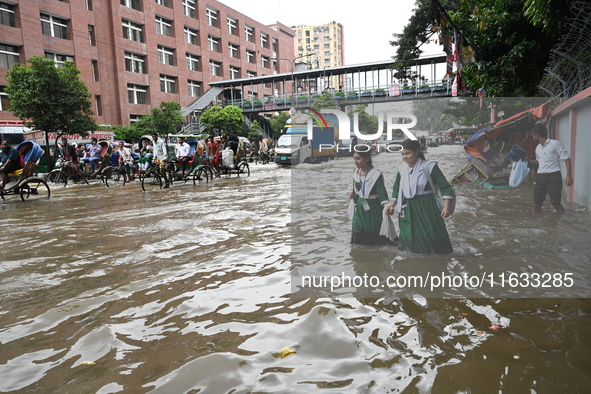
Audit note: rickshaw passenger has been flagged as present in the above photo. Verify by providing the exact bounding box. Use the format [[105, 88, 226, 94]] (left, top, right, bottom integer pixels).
[[0, 140, 22, 189], [80, 138, 102, 172], [175, 136, 191, 175], [138, 139, 153, 171]]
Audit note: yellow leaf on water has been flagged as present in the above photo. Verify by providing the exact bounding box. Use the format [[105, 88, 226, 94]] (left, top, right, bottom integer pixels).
[[79, 361, 96, 365], [276, 346, 296, 359]]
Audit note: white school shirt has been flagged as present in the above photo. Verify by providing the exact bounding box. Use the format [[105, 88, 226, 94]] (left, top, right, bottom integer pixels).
[[535, 138, 570, 174]]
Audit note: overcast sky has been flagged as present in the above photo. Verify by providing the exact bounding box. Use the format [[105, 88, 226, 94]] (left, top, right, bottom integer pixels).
[[219, 0, 444, 66]]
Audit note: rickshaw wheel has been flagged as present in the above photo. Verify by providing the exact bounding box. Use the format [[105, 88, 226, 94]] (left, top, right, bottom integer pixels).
[[237, 162, 250, 177], [193, 167, 209, 185], [141, 171, 162, 191], [45, 170, 67, 187], [105, 168, 126, 187], [20, 178, 51, 201]]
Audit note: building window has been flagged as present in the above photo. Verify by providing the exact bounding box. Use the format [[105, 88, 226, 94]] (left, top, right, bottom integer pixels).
[[324, 58, 330, 63], [0, 86, 10, 111], [160, 75, 176, 93], [41, 14, 69, 39], [86, 0, 93, 11], [314, 44, 319, 50], [120, 0, 140, 11], [260, 32, 268, 48], [208, 35, 219, 52], [246, 50, 255, 64], [186, 53, 199, 71], [124, 52, 145, 73], [157, 45, 174, 65], [128, 84, 147, 104], [209, 60, 221, 76], [182, 0, 195, 18], [324, 43, 330, 49], [230, 66, 240, 79], [228, 43, 238, 58], [154, 0, 169, 7], [91, 60, 99, 81], [0, 44, 20, 69], [0, 2, 16, 27], [324, 36, 330, 41], [44, 52, 73, 68], [247, 71, 256, 78], [156, 16, 172, 36], [324, 51, 330, 56], [272, 39, 278, 53], [130, 114, 142, 123], [122, 19, 143, 42], [227, 17, 237, 35], [188, 80, 201, 97], [88, 25, 96, 46], [184, 26, 197, 44], [261, 55, 269, 69], [95, 95, 102, 116], [206, 8, 218, 27], [245, 25, 253, 42]]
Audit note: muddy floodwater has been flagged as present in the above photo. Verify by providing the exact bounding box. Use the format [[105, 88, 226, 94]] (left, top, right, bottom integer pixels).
[[1, 145, 590, 393]]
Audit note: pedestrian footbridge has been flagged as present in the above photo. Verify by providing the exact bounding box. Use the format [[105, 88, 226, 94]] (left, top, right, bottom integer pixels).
[[180, 54, 451, 136], [183, 54, 450, 115]]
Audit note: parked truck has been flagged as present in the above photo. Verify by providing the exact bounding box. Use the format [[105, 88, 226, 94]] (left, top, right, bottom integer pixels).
[[275, 114, 337, 165]]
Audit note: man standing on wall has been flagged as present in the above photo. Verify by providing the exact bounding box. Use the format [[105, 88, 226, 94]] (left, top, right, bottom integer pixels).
[[531, 124, 573, 213]]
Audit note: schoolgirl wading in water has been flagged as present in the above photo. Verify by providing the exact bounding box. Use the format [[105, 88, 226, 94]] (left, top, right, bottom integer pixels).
[[385, 139, 453, 254]]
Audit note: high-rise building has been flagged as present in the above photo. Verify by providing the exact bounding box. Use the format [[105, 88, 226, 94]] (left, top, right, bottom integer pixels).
[[292, 22, 344, 90], [0, 0, 295, 126]]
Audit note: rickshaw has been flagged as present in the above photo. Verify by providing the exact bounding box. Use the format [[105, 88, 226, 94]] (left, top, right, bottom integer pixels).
[[0, 141, 51, 202], [45, 140, 124, 187], [140, 138, 209, 191], [220, 147, 250, 177]]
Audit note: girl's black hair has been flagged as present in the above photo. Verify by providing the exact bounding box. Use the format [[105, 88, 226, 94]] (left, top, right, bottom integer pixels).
[[354, 149, 373, 167], [401, 139, 425, 160]]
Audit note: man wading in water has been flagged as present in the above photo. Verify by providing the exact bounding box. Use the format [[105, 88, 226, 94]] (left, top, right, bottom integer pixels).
[[530, 124, 573, 213]]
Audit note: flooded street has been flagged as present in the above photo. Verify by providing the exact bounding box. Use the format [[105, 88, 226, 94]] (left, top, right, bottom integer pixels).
[[1, 146, 591, 393]]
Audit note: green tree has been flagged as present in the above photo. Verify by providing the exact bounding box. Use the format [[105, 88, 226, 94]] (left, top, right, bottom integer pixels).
[[311, 93, 337, 110], [200, 105, 244, 136], [112, 124, 144, 142], [392, 0, 560, 96], [6, 56, 97, 170], [347, 105, 378, 133], [269, 111, 290, 139], [149, 101, 184, 140]]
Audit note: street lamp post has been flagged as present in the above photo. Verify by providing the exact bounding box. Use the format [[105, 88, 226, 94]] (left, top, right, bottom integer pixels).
[[291, 53, 317, 97]]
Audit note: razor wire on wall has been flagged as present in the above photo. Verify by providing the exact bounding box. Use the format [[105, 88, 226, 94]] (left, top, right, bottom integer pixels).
[[539, 1, 591, 99]]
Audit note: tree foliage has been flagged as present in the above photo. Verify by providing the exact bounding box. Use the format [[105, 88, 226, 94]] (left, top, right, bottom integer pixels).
[[347, 105, 378, 132], [6, 56, 97, 137], [391, 0, 570, 96], [311, 93, 338, 110], [269, 111, 290, 139], [148, 101, 184, 138], [112, 124, 144, 142], [200, 105, 244, 136]]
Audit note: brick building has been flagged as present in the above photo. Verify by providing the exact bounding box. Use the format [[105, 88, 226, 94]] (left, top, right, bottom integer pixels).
[[0, 0, 295, 126]]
